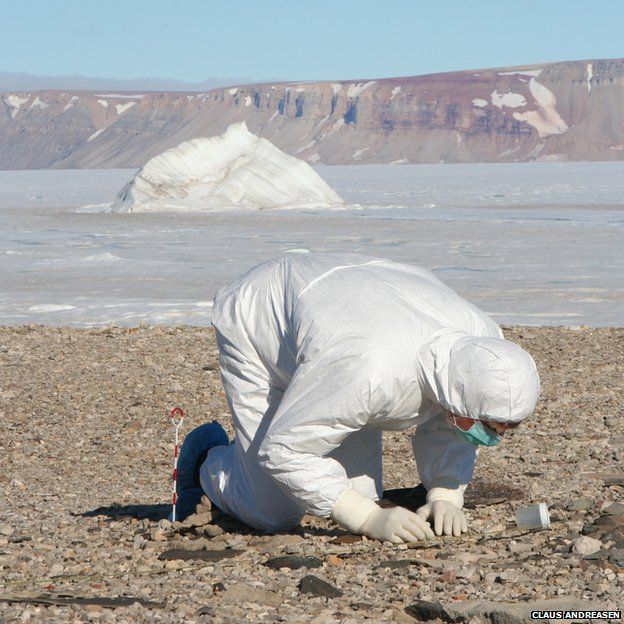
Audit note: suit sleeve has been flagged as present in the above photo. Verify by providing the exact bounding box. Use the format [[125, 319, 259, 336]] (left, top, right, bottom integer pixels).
[[411, 411, 479, 506]]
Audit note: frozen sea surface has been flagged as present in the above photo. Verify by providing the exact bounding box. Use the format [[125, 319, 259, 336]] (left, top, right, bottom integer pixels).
[[1, 162, 623, 327]]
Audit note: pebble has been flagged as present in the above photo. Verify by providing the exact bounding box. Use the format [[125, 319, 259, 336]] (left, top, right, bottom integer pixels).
[[182, 511, 213, 527], [565, 499, 593, 512], [508, 541, 533, 554], [604, 502, 624, 516], [264, 555, 323, 570], [158, 548, 244, 562], [48, 563, 64, 577], [572, 536, 603, 556], [298, 575, 343, 598]]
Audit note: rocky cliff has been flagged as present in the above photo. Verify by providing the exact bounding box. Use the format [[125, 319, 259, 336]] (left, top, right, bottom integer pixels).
[[1, 58, 623, 169]]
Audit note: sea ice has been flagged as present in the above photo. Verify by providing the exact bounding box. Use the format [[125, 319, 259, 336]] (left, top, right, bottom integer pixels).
[[112, 122, 344, 212]]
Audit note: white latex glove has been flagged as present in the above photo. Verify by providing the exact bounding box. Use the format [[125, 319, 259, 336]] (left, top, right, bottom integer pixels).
[[331, 489, 435, 544], [416, 486, 468, 536]]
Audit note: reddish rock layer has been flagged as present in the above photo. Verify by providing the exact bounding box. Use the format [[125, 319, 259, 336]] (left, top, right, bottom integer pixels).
[[1, 58, 623, 169]]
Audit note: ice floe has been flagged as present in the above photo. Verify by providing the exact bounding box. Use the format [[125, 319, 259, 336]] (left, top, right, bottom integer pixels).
[[112, 122, 344, 212]]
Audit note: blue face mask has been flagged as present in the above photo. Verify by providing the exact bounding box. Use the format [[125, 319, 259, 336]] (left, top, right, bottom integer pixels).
[[451, 417, 502, 447]]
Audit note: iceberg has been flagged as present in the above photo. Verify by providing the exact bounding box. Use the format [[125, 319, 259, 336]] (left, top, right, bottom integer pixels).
[[112, 122, 344, 212]]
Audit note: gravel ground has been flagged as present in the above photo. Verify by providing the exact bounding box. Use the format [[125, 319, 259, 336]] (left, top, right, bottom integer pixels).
[[0, 325, 622, 623]]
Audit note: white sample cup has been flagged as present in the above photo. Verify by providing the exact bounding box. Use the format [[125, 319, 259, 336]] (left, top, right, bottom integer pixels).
[[515, 503, 551, 529]]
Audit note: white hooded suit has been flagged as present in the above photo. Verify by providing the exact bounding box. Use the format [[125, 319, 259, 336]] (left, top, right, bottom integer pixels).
[[200, 253, 540, 532]]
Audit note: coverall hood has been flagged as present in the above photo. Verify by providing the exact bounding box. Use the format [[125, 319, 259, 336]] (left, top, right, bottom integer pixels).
[[417, 330, 541, 423]]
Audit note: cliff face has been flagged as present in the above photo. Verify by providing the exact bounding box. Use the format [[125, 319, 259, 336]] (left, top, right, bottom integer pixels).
[[1, 59, 623, 169]]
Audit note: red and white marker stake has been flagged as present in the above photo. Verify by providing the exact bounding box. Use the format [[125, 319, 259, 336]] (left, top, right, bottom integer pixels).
[[169, 407, 184, 523]]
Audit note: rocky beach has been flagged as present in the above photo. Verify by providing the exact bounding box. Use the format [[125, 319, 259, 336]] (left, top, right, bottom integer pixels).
[[0, 325, 622, 623]]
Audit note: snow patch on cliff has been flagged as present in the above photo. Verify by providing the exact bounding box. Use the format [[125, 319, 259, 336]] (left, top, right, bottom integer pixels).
[[498, 69, 543, 77], [513, 78, 568, 138], [112, 122, 344, 212], [587, 63, 593, 93], [4, 95, 29, 118], [97, 100, 108, 108], [115, 102, 136, 115], [63, 96, 79, 112], [296, 139, 317, 154], [325, 118, 345, 138], [352, 147, 370, 160], [87, 128, 106, 142], [347, 81, 376, 98], [29, 97, 49, 110], [331, 83, 342, 94], [491, 90, 527, 108], [96, 94, 144, 99], [472, 98, 487, 108], [391, 86, 402, 98]]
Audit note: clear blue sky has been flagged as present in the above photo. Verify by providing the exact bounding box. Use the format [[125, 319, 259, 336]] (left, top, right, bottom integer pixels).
[[2, 0, 623, 81]]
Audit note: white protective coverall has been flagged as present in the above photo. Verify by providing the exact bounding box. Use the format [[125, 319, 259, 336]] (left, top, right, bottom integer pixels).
[[200, 252, 540, 533]]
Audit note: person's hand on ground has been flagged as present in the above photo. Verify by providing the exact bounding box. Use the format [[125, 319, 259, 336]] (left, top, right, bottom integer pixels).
[[360, 505, 436, 543], [416, 500, 467, 536], [331, 488, 435, 543]]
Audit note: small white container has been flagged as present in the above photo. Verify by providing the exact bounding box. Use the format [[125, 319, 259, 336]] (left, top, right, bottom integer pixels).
[[515, 503, 551, 529]]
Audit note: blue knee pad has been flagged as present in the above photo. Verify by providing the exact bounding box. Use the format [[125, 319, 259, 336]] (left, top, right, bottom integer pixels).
[[171, 421, 229, 521]]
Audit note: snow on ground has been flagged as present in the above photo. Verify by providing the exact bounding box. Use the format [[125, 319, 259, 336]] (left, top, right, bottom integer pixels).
[[112, 122, 344, 212], [86, 128, 106, 142], [391, 86, 401, 98], [513, 78, 569, 137], [244, 96, 252, 107], [95, 94, 145, 99], [97, 100, 108, 108], [490, 90, 527, 108], [115, 102, 136, 115], [296, 139, 318, 154], [63, 95, 79, 112], [472, 98, 487, 108], [325, 118, 345, 138], [498, 69, 543, 77], [352, 147, 370, 159], [29, 96, 49, 110], [4, 94, 29, 118], [347, 81, 376, 98], [587, 63, 593, 93]]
